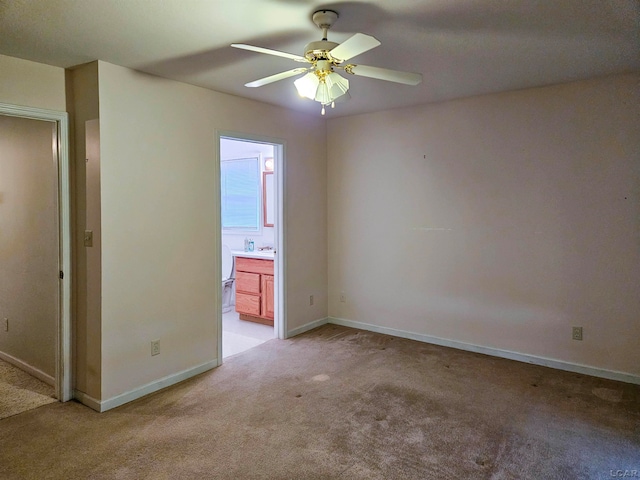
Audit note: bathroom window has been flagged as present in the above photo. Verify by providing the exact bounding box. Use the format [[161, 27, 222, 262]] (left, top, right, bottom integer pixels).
[[221, 157, 261, 232]]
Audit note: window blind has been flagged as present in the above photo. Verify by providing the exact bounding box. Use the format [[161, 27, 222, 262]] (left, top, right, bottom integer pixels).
[[221, 157, 261, 231]]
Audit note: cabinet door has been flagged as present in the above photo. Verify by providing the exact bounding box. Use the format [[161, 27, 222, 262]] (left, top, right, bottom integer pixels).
[[261, 274, 274, 319], [236, 293, 261, 316]]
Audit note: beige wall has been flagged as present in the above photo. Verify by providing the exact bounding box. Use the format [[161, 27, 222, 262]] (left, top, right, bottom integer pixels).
[[0, 115, 58, 378], [2, 56, 326, 405], [96, 62, 327, 400], [67, 62, 102, 399], [327, 73, 640, 377], [0, 54, 66, 111]]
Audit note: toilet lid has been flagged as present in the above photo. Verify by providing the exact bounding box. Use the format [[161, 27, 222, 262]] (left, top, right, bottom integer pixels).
[[221, 245, 233, 280]]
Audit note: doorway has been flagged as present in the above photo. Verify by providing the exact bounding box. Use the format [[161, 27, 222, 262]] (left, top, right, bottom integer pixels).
[[0, 103, 71, 406], [216, 132, 285, 362]]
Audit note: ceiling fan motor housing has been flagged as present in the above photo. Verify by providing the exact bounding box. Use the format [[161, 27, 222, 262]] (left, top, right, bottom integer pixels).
[[304, 40, 339, 62]]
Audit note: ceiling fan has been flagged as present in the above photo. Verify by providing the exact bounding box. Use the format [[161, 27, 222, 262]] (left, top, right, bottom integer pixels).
[[231, 9, 423, 115]]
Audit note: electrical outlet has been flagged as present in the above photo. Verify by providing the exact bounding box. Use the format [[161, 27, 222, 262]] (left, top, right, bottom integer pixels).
[[151, 339, 160, 356], [309, 295, 314, 306], [572, 327, 583, 341], [340, 293, 346, 303], [3, 318, 8, 332]]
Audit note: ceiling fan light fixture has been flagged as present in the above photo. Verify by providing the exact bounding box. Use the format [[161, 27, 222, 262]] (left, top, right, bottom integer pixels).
[[295, 69, 349, 113], [294, 72, 319, 99], [314, 81, 331, 104], [326, 72, 349, 100]]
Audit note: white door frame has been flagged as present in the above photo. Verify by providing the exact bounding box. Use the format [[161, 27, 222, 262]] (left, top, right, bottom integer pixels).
[[215, 130, 286, 364], [0, 102, 72, 402]]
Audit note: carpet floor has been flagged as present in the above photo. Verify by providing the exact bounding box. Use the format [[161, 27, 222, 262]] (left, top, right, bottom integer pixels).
[[0, 324, 638, 479], [0, 358, 56, 420]]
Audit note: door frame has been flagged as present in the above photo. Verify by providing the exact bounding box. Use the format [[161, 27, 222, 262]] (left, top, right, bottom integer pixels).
[[0, 102, 72, 402], [215, 130, 286, 364]]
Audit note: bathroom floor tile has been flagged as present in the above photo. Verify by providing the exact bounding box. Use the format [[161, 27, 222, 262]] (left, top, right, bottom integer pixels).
[[222, 310, 274, 358]]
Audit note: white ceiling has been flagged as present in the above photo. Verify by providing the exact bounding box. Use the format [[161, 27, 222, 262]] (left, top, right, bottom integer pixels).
[[1, 0, 638, 118]]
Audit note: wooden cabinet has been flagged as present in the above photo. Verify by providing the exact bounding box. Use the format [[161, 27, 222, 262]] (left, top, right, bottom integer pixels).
[[235, 257, 274, 326], [262, 274, 274, 319]]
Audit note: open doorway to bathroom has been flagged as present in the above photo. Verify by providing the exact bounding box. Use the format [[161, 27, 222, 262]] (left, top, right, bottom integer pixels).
[[217, 134, 284, 360]]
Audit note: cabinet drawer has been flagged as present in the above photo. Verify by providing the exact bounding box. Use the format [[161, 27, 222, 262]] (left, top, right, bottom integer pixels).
[[235, 257, 274, 276], [235, 293, 261, 316], [236, 271, 260, 294]]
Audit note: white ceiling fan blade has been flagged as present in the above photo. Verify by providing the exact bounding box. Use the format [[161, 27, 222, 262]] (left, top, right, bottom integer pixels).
[[245, 68, 309, 88], [329, 33, 381, 62], [347, 64, 423, 85], [231, 44, 308, 63]]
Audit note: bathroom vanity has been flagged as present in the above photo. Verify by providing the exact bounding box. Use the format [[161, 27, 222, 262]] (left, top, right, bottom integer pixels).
[[232, 251, 274, 326]]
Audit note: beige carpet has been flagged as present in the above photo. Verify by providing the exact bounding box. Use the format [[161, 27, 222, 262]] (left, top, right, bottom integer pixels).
[[0, 358, 56, 420], [0, 324, 639, 479]]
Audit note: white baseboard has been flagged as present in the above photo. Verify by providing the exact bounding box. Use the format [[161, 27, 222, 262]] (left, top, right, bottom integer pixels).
[[0, 350, 55, 387], [73, 390, 101, 411], [328, 317, 640, 386], [76, 359, 219, 412], [287, 317, 328, 338]]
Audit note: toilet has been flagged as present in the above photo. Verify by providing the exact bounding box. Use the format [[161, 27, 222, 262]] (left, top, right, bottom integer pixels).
[[221, 245, 235, 313]]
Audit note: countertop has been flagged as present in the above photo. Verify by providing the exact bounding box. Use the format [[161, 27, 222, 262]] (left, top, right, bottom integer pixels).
[[231, 249, 275, 260]]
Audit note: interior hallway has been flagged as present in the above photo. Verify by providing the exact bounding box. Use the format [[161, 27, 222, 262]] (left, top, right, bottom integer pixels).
[[0, 358, 56, 420]]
